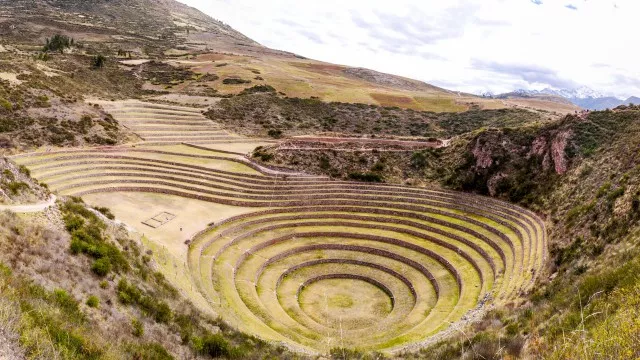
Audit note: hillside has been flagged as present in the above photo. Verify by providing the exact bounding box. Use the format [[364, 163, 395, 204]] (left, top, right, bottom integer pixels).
[[258, 104, 640, 358], [0, 0, 574, 114]]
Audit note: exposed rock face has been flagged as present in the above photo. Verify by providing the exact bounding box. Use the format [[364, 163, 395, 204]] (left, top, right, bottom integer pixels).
[[487, 172, 507, 197], [551, 130, 572, 174], [471, 135, 498, 169]]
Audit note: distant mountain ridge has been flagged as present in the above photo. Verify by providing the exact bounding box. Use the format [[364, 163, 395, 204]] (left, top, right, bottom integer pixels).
[[496, 87, 640, 110]]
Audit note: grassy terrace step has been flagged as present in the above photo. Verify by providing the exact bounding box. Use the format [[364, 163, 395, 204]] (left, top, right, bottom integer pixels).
[[128, 127, 221, 132], [125, 120, 214, 126], [135, 131, 229, 137], [137, 136, 242, 143], [102, 103, 205, 114], [107, 108, 205, 116], [12, 100, 547, 352]]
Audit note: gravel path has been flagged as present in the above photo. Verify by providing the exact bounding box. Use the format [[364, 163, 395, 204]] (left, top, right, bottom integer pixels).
[[0, 195, 57, 213]]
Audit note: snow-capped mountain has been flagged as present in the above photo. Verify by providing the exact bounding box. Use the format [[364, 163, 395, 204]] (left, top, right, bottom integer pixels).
[[540, 87, 605, 100], [493, 87, 639, 110]]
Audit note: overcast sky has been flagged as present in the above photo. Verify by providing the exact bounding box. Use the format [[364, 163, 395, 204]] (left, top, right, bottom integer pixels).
[[177, 0, 639, 98]]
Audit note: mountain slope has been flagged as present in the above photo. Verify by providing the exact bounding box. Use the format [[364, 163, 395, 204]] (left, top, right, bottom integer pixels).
[[0, 0, 575, 113]]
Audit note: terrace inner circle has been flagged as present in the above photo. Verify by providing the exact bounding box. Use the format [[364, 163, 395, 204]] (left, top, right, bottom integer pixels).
[[298, 277, 394, 331]]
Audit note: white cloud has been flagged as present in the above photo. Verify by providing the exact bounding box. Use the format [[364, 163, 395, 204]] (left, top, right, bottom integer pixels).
[[177, 0, 640, 98]]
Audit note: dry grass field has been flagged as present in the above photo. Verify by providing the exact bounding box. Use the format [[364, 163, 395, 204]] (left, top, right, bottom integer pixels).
[[142, 54, 515, 113]]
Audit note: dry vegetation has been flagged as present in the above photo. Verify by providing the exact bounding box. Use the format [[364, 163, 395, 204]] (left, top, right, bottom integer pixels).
[[0, 200, 302, 360], [206, 93, 552, 139]]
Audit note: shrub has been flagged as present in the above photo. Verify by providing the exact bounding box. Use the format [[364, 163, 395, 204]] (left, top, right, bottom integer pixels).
[[117, 279, 172, 323], [267, 129, 282, 138], [222, 78, 251, 85], [86, 295, 100, 308], [126, 343, 173, 360], [348, 172, 383, 182], [199, 334, 231, 358], [43, 34, 73, 53], [2, 169, 14, 181], [53, 289, 80, 314], [411, 151, 428, 168], [91, 55, 106, 69], [239, 85, 276, 96], [132, 318, 144, 337], [0, 98, 12, 111], [93, 206, 115, 220], [596, 181, 612, 198], [607, 187, 625, 202], [91, 258, 112, 276], [6, 181, 29, 195]]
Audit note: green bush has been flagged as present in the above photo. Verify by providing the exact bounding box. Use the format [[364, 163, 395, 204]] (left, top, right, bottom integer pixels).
[[63, 200, 129, 275], [91, 258, 112, 276], [0, 97, 12, 111], [43, 34, 73, 53], [93, 206, 115, 220], [607, 187, 625, 202], [239, 84, 276, 96], [117, 279, 172, 323], [53, 289, 80, 314], [126, 343, 173, 360], [2, 169, 14, 181], [222, 77, 250, 85], [86, 295, 100, 308], [348, 172, 383, 183], [6, 181, 29, 195], [132, 318, 144, 337], [199, 334, 231, 358]]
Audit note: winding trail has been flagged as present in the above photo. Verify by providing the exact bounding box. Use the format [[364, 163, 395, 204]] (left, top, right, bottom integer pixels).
[[0, 195, 57, 213]]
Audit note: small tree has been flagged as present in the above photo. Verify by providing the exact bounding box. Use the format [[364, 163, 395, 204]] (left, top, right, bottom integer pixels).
[[43, 34, 73, 54], [91, 55, 106, 69]]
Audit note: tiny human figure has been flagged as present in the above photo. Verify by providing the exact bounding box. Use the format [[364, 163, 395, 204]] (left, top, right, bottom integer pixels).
[[180, 227, 183, 231]]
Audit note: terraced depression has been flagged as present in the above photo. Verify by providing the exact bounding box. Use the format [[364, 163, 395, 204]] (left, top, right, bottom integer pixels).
[[11, 101, 548, 353]]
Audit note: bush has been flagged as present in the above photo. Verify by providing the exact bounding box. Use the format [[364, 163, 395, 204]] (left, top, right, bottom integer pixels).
[[18, 165, 31, 176], [53, 289, 80, 314], [117, 279, 172, 323], [2, 169, 14, 181], [91, 55, 106, 69], [91, 258, 112, 276], [86, 295, 100, 308], [348, 172, 383, 182], [222, 78, 251, 85], [199, 334, 231, 358], [43, 34, 73, 53], [126, 343, 173, 360], [6, 181, 29, 195], [62, 200, 129, 275], [239, 85, 276, 96], [93, 206, 115, 220], [267, 129, 283, 138], [0, 97, 12, 111], [132, 318, 144, 337]]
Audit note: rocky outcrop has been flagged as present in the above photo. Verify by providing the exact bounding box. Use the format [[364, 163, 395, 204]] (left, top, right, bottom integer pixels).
[[551, 130, 572, 174]]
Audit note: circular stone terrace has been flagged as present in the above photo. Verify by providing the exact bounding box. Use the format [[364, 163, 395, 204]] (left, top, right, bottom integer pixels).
[[10, 101, 548, 353]]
